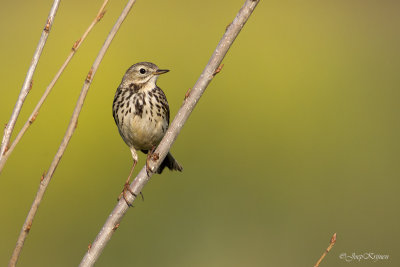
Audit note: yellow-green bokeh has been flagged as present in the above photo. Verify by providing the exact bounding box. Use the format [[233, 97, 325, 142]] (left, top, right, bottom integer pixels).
[[1, 0, 399, 266]]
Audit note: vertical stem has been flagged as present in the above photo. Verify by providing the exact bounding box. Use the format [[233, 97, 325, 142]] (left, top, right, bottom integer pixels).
[[0, 0, 109, 174], [79, 1, 260, 266], [8, 1, 137, 266], [314, 233, 337, 267], [0, 0, 61, 162]]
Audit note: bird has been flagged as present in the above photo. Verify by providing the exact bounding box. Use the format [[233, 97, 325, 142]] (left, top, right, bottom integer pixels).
[[112, 62, 183, 203]]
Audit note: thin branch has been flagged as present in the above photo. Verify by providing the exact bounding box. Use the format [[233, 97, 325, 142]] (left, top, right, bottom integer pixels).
[[8, 1, 137, 266], [0, 0, 60, 162], [79, 1, 260, 266], [0, 0, 109, 174], [314, 233, 337, 267]]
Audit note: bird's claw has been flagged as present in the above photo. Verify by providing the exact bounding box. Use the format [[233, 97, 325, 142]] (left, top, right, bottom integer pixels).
[[117, 181, 144, 206], [146, 147, 159, 176], [117, 181, 136, 207], [146, 158, 153, 176]]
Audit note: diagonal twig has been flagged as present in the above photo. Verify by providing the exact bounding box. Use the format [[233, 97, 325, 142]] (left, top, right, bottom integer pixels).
[[78, 1, 260, 266], [8, 1, 137, 266], [0, 0, 109, 174], [0, 0, 60, 162], [314, 233, 337, 267]]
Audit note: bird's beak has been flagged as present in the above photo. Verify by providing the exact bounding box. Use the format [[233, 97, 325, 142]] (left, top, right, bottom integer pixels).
[[154, 69, 170, 75]]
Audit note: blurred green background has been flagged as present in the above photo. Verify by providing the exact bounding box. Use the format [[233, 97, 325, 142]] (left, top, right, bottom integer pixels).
[[1, 0, 399, 266]]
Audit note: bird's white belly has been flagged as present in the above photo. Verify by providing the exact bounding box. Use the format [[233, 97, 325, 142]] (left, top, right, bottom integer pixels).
[[120, 110, 167, 150]]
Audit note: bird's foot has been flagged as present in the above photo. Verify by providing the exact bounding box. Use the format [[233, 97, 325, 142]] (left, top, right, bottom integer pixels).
[[146, 146, 159, 176], [117, 181, 144, 206], [117, 181, 136, 207]]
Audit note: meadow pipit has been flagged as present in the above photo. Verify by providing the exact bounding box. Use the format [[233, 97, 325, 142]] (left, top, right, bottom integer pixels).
[[112, 62, 183, 203]]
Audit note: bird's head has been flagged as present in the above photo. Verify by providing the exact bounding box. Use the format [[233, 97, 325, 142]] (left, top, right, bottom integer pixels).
[[121, 62, 169, 89]]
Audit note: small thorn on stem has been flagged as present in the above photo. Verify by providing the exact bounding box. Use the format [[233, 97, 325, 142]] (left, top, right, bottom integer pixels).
[[44, 18, 51, 32], [40, 171, 47, 182], [86, 68, 94, 83], [226, 22, 232, 31], [29, 111, 39, 124], [184, 88, 191, 100], [88, 243, 92, 251], [3, 145, 9, 155], [97, 10, 107, 22], [112, 223, 120, 231], [72, 38, 81, 51], [24, 223, 32, 233], [29, 80, 33, 91], [74, 120, 78, 129], [213, 64, 224, 76]]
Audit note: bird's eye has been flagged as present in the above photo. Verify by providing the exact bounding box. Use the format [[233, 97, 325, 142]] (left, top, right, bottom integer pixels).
[[139, 68, 146, 74]]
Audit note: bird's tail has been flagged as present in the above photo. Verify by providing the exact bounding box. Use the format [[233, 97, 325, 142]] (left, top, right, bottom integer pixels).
[[157, 152, 183, 174]]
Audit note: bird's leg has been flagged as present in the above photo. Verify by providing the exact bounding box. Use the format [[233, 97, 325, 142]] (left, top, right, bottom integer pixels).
[[123, 160, 137, 204], [117, 159, 137, 206], [146, 146, 159, 176], [118, 148, 140, 206], [123, 163, 145, 201]]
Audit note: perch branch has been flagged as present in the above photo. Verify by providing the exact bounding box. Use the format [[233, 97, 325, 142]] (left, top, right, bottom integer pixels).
[[79, 1, 260, 266], [0, 0, 109, 174], [0, 0, 60, 163], [8, 1, 137, 266], [314, 233, 337, 267]]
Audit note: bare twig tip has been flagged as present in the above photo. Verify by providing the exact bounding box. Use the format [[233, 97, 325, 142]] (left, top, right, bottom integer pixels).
[[330, 233, 337, 244], [314, 233, 337, 267], [213, 64, 224, 76]]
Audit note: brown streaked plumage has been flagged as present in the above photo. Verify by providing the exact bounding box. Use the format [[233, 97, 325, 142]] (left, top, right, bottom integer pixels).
[[113, 62, 182, 203]]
